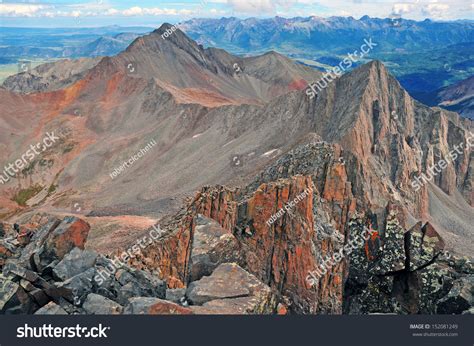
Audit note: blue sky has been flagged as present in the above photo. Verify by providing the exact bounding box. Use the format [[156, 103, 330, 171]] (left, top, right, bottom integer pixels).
[[0, 0, 472, 27]]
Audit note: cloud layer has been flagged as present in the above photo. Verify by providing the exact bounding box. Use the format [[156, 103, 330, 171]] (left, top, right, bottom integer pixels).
[[0, 0, 472, 21]]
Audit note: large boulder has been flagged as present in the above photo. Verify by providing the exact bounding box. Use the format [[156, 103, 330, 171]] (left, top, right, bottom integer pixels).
[[53, 248, 98, 281], [186, 263, 277, 314], [83, 293, 123, 314], [34, 217, 90, 272], [188, 215, 240, 282], [114, 268, 166, 305], [54, 268, 96, 306]]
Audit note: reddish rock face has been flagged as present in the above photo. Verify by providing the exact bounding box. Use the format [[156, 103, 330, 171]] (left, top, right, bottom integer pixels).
[[128, 175, 345, 313], [44, 217, 90, 259], [128, 214, 194, 288], [193, 176, 344, 313]]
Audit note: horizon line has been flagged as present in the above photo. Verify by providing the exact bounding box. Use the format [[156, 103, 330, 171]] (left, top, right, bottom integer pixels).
[[1, 15, 473, 29]]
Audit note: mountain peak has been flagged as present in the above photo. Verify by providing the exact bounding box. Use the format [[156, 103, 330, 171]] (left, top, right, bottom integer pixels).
[[123, 22, 202, 59], [149, 22, 202, 51], [153, 23, 189, 40], [354, 59, 390, 79]]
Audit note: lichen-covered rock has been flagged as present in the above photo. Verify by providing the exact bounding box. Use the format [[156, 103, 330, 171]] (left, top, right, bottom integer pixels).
[[377, 204, 406, 273], [436, 275, 473, 314], [407, 222, 445, 271], [0, 274, 36, 314], [344, 207, 464, 314]]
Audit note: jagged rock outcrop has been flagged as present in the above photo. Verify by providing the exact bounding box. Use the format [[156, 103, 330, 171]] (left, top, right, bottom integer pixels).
[[128, 173, 348, 313], [344, 206, 473, 314]]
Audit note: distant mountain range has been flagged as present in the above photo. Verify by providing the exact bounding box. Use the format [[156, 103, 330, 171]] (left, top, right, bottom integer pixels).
[[180, 16, 474, 52], [179, 16, 474, 116], [0, 26, 151, 63]]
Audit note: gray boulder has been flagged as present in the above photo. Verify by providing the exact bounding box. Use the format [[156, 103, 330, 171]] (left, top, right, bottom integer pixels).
[[83, 293, 123, 314], [186, 263, 277, 314], [53, 248, 98, 281]]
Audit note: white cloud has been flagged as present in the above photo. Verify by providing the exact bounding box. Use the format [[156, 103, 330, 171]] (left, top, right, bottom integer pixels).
[[122, 7, 144, 16], [421, 3, 450, 19], [120, 7, 194, 16], [0, 4, 50, 17], [0, 4, 198, 18], [0, 0, 469, 20], [392, 3, 415, 15], [227, 0, 275, 13]]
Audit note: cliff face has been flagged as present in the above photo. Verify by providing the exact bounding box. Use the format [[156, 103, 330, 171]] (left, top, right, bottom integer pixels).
[[127, 175, 343, 313], [193, 176, 344, 314]]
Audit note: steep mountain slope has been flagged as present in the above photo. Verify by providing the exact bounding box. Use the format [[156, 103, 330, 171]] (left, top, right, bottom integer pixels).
[[0, 24, 322, 219]]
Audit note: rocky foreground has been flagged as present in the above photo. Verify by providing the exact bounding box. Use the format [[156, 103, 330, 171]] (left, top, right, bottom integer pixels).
[[0, 215, 279, 314]]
